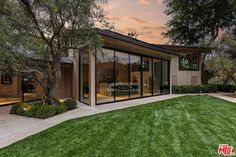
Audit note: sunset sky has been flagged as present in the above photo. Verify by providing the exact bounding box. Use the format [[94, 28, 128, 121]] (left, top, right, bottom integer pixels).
[[104, 0, 170, 44]]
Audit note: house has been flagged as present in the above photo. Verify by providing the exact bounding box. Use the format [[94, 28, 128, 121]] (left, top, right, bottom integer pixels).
[[0, 29, 207, 106]]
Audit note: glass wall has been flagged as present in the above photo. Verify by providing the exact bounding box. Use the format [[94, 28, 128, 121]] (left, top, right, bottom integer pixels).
[[162, 60, 170, 94], [179, 53, 198, 71], [115, 51, 129, 101], [142, 57, 153, 96], [95, 48, 170, 105], [80, 50, 90, 104], [96, 49, 115, 104], [130, 54, 141, 98], [153, 59, 161, 95]]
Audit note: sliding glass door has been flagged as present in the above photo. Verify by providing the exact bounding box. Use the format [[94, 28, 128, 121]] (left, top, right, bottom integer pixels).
[[153, 59, 161, 95], [95, 48, 170, 105], [130, 54, 141, 98], [80, 50, 90, 104], [96, 49, 115, 104], [142, 57, 152, 96], [162, 60, 170, 94]]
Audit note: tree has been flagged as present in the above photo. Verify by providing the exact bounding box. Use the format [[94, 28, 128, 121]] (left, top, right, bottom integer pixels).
[[0, 0, 111, 105], [206, 32, 236, 84], [163, 0, 236, 45], [128, 32, 138, 39], [163, 0, 236, 84]]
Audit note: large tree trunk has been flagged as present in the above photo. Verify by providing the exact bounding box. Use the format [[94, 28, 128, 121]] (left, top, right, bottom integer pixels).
[[43, 60, 61, 105]]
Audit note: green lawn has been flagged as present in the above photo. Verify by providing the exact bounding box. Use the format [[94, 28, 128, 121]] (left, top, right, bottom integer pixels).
[[1, 96, 236, 157]]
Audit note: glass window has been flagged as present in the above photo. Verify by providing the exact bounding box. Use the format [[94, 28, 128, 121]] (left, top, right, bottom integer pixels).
[[142, 57, 153, 96], [96, 49, 115, 104], [80, 50, 90, 104], [153, 59, 161, 95], [162, 60, 170, 94], [95, 48, 171, 105], [179, 53, 198, 71], [115, 51, 129, 101], [130, 54, 141, 98]]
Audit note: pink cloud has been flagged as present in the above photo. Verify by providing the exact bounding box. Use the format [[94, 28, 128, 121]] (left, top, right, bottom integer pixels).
[[124, 16, 148, 24], [139, 0, 150, 5], [107, 15, 120, 21], [156, 0, 163, 4]]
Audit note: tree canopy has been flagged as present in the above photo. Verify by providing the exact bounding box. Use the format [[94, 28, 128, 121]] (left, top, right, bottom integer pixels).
[[0, 0, 110, 104], [163, 0, 236, 45]]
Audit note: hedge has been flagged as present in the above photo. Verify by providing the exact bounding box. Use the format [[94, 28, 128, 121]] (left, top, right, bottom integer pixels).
[[172, 84, 236, 94], [10, 98, 77, 119]]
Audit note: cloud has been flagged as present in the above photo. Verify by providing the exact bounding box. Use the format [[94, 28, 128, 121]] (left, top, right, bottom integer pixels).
[[156, 0, 163, 4], [107, 15, 120, 21], [139, 0, 163, 5], [124, 16, 148, 24], [154, 26, 167, 31], [146, 11, 156, 17], [141, 26, 152, 30], [139, 0, 150, 5]]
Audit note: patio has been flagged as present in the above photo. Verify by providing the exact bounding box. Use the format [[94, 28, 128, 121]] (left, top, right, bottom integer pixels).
[[0, 93, 235, 149]]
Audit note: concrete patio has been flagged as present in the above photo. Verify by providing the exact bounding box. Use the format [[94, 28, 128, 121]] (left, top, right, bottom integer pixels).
[[0, 94, 235, 149]]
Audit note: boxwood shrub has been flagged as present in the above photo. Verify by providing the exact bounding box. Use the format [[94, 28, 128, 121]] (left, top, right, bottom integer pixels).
[[10, 98, 77, 119], [217, 84, 236, 93], [173, 84, 236, 94], [34, 105, 56, 119], [64, 98, 77, 110]]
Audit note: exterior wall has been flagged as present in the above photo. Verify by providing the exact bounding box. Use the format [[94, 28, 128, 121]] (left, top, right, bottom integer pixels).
[[54, 66, 73, 99], [170, 57, 201, 86], [69, 50, 80, 100], [0, 72, 21, 97]]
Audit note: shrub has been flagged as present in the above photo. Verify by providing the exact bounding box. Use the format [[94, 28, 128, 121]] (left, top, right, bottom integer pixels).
[[217, 84, 236, 93], [10, 98, 78, 119], [64, 98, 77, 110], [35, 105, 56, 119], [10, 103, 20, 114], [172, 85, 218, 94], [15, 102, 32, 116], [172, 84, 236, 94], [25, 105, 39, 117], [53, 98, 65, 106], [55, 105, 67, 114]]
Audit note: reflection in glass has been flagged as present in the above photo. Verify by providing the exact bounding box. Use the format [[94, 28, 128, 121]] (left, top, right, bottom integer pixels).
[[153, 59, 161, 95], [130, 54, 141, 98], [142, 57, 152, 96], [96, 49, 115, 104], [80, 50, 90, 104], [115, 51, 129, 101], [162, 60, 170, 94], [23, 78, 43, 101]]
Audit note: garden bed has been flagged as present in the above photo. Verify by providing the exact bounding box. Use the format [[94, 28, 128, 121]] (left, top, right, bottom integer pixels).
[[10, 98, 77, 119]]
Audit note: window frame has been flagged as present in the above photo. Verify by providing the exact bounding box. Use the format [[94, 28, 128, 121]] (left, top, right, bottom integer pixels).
[[94, 47, 170, 106], [178, 52, 199, 71]]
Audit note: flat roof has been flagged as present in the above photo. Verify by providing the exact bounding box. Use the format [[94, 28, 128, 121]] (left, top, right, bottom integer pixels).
[[98, 29, 208, 56]]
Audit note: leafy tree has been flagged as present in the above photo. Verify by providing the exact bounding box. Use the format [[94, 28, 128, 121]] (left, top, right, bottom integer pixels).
[[163, 0, 236, 84], [206, 43, 236, 84], [0, 0, 110, 104], [163, 0, 236, 45]]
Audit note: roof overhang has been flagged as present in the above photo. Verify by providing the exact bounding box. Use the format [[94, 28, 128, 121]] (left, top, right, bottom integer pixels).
[[98, 29, 181, 60], [156, 45, 210, 56], [97, 29, 210, 58]]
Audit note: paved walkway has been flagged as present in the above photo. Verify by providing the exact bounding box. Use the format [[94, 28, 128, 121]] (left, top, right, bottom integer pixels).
[[0, 94, 182, 149], [0, 93, 235, 149], [208, 93, 236, 103]]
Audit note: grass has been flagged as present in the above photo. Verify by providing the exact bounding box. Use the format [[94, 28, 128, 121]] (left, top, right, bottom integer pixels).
[[0, 96, 236, 157]]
